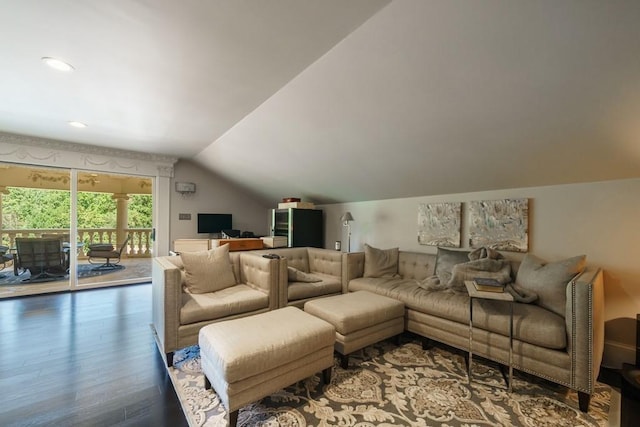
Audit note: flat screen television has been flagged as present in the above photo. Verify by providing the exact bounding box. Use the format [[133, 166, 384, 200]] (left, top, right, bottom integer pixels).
[[197, 213, 232, 234]]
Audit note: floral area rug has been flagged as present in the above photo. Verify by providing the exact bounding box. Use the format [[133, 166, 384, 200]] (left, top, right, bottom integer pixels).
[[168, 337, 611, 427]]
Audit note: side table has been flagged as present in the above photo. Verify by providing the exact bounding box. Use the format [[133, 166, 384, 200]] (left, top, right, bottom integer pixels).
[[621, 363, 640, 426], [464, 280, 515, 392]]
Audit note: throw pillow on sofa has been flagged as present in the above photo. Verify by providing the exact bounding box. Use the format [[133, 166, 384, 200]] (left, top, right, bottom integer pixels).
[[287, 266, 321, 283], [515, 253, 586, 318], [434, 247, 470, 285], [180, 244, 236, 294], [364, 244, 399, 278]]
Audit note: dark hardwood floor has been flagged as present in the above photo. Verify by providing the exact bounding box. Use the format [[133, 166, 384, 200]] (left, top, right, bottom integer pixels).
[[0, 283, 188, 427]]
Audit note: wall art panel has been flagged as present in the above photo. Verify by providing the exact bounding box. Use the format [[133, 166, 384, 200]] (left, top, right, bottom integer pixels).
[[418, 202, 461, 247], [468, 198, 529, 252]]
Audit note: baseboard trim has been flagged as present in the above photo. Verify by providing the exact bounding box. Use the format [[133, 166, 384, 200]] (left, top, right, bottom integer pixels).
[[603, 340, 636, 369]]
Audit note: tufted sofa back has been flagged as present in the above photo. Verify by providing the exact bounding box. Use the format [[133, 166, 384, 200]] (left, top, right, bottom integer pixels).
[[398, 252, 436, 281], [308, 247, 342, 277]]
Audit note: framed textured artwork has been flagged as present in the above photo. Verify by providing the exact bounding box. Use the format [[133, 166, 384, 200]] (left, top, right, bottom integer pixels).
[[468, 198, 529, 252], [417, 202, 461, 247]]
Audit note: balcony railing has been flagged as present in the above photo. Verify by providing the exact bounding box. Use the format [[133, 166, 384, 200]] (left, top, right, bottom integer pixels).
[[1, 228, 152, 258]]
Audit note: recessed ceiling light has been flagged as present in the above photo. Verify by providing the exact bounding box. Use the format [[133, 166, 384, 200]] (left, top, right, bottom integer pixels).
[[68, 121, 87, 128], [42, 57, 74, 72]]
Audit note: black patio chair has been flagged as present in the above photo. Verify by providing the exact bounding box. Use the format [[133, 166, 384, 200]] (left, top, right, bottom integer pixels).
[[1, 245, 13, 276], [13, 238, 67, 282], [87, 235, 130, 270]]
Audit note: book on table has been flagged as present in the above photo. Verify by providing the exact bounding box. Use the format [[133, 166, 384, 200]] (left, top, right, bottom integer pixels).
[[473, 277, 505, 293]]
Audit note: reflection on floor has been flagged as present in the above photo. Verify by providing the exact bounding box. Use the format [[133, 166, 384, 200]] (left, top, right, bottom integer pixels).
[[0, 257, 151, 298]]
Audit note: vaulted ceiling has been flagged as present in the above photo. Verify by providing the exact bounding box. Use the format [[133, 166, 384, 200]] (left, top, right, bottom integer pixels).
[[2, 0, 639, 204]]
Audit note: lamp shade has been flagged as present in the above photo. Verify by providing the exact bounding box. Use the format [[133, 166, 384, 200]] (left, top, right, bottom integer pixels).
[[340, 212, 354, 223]]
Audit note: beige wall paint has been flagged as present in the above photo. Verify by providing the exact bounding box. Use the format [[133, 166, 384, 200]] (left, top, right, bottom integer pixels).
[[169, 160, 271, 249], [320, 178, 640, 368]]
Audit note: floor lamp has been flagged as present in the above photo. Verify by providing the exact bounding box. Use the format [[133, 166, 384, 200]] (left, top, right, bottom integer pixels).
[[340, 212, 354, 252]]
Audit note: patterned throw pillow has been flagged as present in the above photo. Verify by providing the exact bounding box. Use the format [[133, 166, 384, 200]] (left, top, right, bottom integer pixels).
[[363, 244, 399, 278], [180, 244, 236, 294], [515, 254, 586, 318]]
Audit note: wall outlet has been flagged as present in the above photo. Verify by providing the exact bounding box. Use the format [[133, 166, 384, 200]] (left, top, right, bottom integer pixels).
[[178, 213, 191, 220]]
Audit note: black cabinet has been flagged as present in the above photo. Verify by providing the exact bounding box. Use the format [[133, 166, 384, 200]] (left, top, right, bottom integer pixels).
[[271, 208, 323, 248]]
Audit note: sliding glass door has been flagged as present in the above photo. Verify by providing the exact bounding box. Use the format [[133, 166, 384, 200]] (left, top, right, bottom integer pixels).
[[75, 170, 153, 288], [0, 163, 72, 296], [0, 162, 153, 298]]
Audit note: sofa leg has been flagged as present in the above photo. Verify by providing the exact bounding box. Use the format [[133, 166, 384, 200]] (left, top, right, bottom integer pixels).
[[228, 410, 238, 427], [578, 391, 591, 412], [204, 375, 211, 390], [393, 334, 401, 346], [322, 366, 332, 384], [422, 338, 432, 350]]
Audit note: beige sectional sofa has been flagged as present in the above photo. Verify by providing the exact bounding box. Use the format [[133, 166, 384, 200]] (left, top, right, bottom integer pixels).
[[342, 247, 605, 412], [151, 242, 604, 412], [253, 247, 343, 308], [152, 248, 279, 367]]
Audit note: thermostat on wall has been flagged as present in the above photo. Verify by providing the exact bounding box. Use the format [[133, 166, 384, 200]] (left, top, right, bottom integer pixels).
[[175, 182, 196, 194]]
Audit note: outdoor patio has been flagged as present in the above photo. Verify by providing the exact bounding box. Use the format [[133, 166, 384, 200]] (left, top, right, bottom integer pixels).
[[0, 257, 151, 299]]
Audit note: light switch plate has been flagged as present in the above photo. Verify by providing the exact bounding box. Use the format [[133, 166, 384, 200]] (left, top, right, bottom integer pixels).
[[178, 213, 191, 220]]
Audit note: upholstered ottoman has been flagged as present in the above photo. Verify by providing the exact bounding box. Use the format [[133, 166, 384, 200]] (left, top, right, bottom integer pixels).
[[199, 306, 335, 427], [304, 290, 405, 368]]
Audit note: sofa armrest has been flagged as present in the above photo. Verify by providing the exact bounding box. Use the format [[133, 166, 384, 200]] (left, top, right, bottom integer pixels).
[[566, 266, 604, 394], [341, 252, 365, 293], [238, 253, 279, 310], [152, 256, 183, 359]]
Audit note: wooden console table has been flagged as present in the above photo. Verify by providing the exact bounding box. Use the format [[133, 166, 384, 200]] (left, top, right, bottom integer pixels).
[[211, 238, 263, 251]]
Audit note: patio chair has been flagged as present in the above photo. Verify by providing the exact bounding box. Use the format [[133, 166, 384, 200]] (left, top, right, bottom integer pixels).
[[87, 235, 130, 270], [1, 245, 13, 276], [13, 238, 67, 282]]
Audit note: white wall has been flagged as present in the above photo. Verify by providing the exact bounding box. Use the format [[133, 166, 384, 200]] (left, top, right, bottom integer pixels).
[[169, 160, 271, 247], [319, 178, 640, 368]]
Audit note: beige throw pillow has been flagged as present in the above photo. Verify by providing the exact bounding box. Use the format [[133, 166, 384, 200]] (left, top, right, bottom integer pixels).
[[364, 244, 399, 278], [180, 245, 236, 294], [515, 253, 586, 318], [287, 266, 321, 283]]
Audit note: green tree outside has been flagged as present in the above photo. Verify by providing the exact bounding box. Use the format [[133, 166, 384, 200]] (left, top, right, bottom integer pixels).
[[2, 188, 151, 230]]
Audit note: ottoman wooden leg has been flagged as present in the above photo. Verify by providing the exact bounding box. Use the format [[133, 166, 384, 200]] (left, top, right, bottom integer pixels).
[[229, 410, 238, 427], [322, 366, 332, 384], [204, 375, 211, 390], [340, 354, 349, 369]]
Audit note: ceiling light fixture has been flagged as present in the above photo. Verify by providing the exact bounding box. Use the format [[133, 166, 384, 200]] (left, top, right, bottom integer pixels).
[[68, 121, 87, 128], [41, 57, 74, 72]]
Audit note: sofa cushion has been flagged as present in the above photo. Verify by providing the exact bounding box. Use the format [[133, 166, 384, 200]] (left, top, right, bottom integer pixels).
[[474, 299, 567, 349], [288, 273, 342, 301], [349, 277, 566, 350], [516, 254, 586, 318], [288, 266, 321, 283], [364, 244, 399, 278], [180, 245, 236, 294], [180, 284, 268, 325], [434, 247, 470, 284]]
